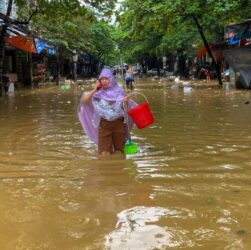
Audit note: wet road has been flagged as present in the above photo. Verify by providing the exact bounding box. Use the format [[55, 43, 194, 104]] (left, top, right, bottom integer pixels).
[[0, 79, 251, 249]]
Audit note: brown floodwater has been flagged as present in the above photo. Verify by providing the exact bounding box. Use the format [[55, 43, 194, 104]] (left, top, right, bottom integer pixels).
[[0, 79, 251, 250]]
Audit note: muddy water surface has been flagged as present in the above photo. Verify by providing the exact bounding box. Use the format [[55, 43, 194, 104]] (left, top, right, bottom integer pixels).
[[0, 80, 251, 249]]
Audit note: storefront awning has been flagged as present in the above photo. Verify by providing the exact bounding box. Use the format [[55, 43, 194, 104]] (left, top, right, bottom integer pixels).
[[34, 38, 56, 55], [34, 38, 47, 54], [196, 45, 222, 60], [196, 46, 207, 57], [4, 35, 37, 53]]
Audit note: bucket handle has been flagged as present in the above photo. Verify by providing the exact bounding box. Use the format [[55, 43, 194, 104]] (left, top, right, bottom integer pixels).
[[128, 91, 149, 104]]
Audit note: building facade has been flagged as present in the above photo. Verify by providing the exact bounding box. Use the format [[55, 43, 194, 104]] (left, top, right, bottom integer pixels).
[[0, 0, 17, 19]]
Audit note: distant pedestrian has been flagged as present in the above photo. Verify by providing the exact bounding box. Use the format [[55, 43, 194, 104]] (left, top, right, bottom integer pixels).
[[205, 69, 211, 83], [3, 76, 10, 93], [125, 67, 135, 90]]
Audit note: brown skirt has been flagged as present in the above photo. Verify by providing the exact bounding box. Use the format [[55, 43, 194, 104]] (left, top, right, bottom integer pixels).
[[98, 117, 126, 153]]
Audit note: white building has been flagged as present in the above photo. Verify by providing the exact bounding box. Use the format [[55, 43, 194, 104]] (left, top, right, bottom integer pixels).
[[0, 0, 17, 19]]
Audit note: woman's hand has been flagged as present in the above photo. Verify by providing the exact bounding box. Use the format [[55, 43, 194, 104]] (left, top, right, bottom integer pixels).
[[123, 95, 130, 102], [93, 81, 102, 92], [81, 82, 100, 104]]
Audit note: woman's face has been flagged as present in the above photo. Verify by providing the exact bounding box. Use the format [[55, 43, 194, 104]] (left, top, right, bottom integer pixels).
[[100, 77, 110, 88]]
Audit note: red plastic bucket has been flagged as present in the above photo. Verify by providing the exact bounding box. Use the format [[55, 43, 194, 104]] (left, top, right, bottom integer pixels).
[[128, 101, 155, 129]]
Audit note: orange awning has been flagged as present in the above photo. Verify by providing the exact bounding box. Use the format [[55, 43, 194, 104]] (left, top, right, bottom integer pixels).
[[5, 35, 37, 53], [196, 46, 207, 57], [196, 45, 214, 58], [196, 45, 222, 61]]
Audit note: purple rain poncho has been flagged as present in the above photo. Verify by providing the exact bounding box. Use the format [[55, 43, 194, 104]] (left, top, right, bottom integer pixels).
[[77, 68, 137, 144]]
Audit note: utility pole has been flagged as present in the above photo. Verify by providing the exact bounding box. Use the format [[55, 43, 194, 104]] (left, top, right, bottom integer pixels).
[[56, 46, 60, 85], [177, 3, 223, 86], [72, 49, 77, 82], [191, 14, 223, 86], [118, 47, 127, 91]]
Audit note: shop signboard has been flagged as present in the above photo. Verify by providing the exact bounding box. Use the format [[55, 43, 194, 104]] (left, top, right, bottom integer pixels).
[[225, 20, 251, 40]]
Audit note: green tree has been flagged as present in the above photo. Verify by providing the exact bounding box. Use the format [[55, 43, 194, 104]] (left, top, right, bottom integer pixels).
[[16, 0, 116, 52], [116, 0, 251, 66]]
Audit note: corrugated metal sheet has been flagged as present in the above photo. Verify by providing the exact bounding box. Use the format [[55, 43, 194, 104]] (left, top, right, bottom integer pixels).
[[223, 45, 251, 88]]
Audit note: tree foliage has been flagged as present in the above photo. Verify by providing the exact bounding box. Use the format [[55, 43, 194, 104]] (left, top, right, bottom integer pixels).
[[116, 0, 251, 64], [14, 0, 117, 65], [13, 0, 251, 66]]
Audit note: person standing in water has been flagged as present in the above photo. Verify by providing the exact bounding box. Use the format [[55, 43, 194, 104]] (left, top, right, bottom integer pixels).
[[78, 68, 137, 155], [124, 67, 135, 90], [205, 69, 211, 83]]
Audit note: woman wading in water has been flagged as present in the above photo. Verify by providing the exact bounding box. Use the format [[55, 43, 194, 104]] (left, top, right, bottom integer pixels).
[[78, 68, 137, 155]]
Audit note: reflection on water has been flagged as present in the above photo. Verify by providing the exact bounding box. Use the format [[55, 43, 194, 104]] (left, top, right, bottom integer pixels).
[[105, 206, 195, 249], [0, 80, 251, 249]]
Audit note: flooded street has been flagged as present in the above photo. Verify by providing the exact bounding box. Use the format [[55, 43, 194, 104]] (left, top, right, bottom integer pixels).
[[0, 79, 251, 250]]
